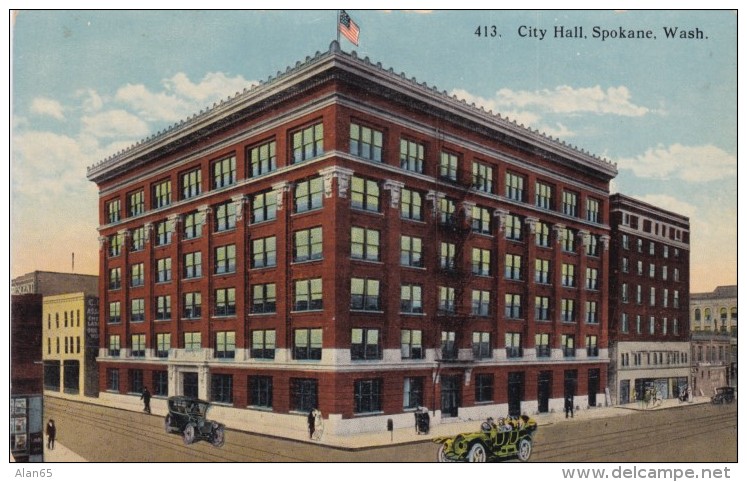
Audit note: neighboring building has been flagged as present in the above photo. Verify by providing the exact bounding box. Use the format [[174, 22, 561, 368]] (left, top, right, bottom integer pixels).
[[690, 331, 731, 396], [42, 293, 100, 398], [607, 194, 690, 404], [86, 42, 617, 435], [690, 285, 737, 385], [11, 271, 98, 297]]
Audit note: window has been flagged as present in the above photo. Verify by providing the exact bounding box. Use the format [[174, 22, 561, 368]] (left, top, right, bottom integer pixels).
[[211, 374, 233, 404], [131, 334, 145, 357], [351, 328, 380, 360], [292, 122, 324, 163], [663, 289, 669, 308], [252, 283, 276, 314], [673, 291, 679, 308], [181, 168, 201, 199], [248, 140, 276, 177], [156, 257, 172, 283], [250, 376, 273, 408], [294, 177, 323, 213], [400, 235, 423, 267], [400, 138, 424, 173], [130, 298, 145, 323], [562, 191, 578, 217], [438, 197, 456, 224], [291, 378, 318, 412], [252, 191, 277, 223], [663, 245, 669, 258], [109, 268, 121, 290], [108, 335, 121, 356], [505, 253, 522, 280], [649, 263, 656, 279], [251, 330, 276, 359], [354, 379, 382, 414], [586, 301, 598, 324], [562, 263, 576, 287], [473, 248, 492, 276], [505, 172, 525, 201], [439, 151, 458, 181], [294, 328, 322, 360], [441, 331, 456, 359], [351, 278, 380, 311], [350, 123, 383, 162], [438, 286, 455, 314], [650, 287, 656, 307], [400, 284, 423, 314], [561, 228, 575, 252], [215, 331, 236, 359], [472, 290, 490, 316], [622, 257, 629, 273], [535, 296, 550, 321], [505, 293, 522, 319], [130, 263, 145, 287], [401, 330, 423, 359], [351, 176, 380, 212], [214, 245, 236, 274], [535, 333, 551, 358], [106, 199, 121, 223], [473, 332, 491, 359], [662, 266, 668, 281], [108, 301, 121, 324], [536, 182, 553, 210], [673, 318, 679, 335], [107, 368, 120, 391], [649, 316, 656, 335], [561, 334, 575, 357], [183, 252, 202, 279], [109, 233, 122, 257], [622, 283, 629, 303], [475, 374, 494, 403], [251, 236, 277, 268], [184, 332, 201, 351], [637, 238, 643, 253], [637, 261, 644, 276], [622, 234, 630, 250], [535, 259, 550, 284], [471, 205, 491, 234], [586, 335, 598, 357], [350, 227, 380, 261], [128, 190, 145, 217], [674, 268, 680, 282], [586, 198, 600, 223], [152, 179, 171, 209], [505, 332, 522, 358], [214, 201, 237, 232], [154, 371, 168, 396], [440, 242, 456, 270], [156, 333, 170, 358], [155, 220, 172, 246], [536, 222, 550, 247], [291, 227, 322, 263], [400, 188, 423, 221], [183, 211, 202, 239], [155, 296, 171, 321], [649, 241, 656, 255], [586, 235, 600, 256], [294, 278, 323, 311], [214, 288, 236, 316], [403, 377, 424, 409], [183, 292, 202, 319], [505, 214, 523, 241], [212, 156, 237, 189], [636, 315, 642, 334], [472, 161, 493, 193], [561, 299, 575, 322], [586, 268, 599, 290], [662, 317, 668, 335]]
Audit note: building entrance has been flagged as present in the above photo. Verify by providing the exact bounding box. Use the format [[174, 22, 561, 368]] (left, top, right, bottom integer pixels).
[[440, 375, 460, 418], [537, 371, 552, 413], [182, 372, 198, 398]]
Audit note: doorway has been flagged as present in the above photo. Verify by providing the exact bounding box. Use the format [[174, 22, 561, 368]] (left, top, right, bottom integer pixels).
[[588, 368, 600, 407], [507, 372, 524, 417], [182, 372, 198, 398], [537, 371, 552, 413], [440, 375, 461, 418]]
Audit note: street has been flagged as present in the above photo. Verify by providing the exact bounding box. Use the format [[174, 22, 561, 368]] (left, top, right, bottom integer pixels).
[[45, 397, 736, 462]]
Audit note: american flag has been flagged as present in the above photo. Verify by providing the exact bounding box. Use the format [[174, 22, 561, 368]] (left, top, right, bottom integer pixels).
[[338, 10, 360, 46]]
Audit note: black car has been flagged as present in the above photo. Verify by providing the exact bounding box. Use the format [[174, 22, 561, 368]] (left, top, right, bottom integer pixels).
[[164, 396, 226, 447], [711, 386, 735, 404]]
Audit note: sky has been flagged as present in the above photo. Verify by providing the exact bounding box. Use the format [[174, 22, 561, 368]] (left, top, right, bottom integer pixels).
[[9, 9, 738, 293]]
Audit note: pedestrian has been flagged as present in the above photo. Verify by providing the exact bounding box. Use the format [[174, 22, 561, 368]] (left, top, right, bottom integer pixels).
[[565, 395, 574, 418], [46, 419, 56, 450], [141, 387, 152, 414], [631, 388, 637, 405], [307, 409, 315, 439]]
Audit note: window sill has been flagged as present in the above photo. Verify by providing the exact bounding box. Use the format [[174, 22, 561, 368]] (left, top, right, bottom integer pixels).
[[248, 312, 277, 316], [400, 312, 426, 316], [250, 265, 277, 271], [351, 208, 384, 216], [351, 258, 383, 265], [400, 217, 426, 224], [290, 310, 324, 314], [353, 411, 385, 418], [401, 265, 426, 270], [213, 228, 237, 235], [247, 405, 274, 412], [212, 315, 237, 320], [292, 259, 323, 265], [350, 310, 384, 314]]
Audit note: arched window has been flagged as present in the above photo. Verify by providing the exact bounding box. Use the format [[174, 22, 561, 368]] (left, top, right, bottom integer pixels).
[[730, 307, 737, 320], [694, 309, 701, 321], [704, 308, 712, 321], [720, 307, 727, 321]]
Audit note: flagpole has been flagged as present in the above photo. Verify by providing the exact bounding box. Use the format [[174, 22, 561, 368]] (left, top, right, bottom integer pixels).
[[336, 10, 340, 44]]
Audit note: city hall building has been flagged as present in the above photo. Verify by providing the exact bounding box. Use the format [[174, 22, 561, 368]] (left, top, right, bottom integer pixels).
[[87, 42, 617, 435], [607, 194, 690, 405]]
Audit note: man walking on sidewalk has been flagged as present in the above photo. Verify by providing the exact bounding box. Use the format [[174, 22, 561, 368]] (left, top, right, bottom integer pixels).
[[141, 387, 152, 414], [46, 419, 56, 450], [565, 395, 574, 418]]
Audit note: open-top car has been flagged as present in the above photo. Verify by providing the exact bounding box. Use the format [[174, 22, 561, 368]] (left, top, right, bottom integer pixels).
[[711, 386, 735, 404], [434, 415, 537, 462], [164, 396, 226, 447]]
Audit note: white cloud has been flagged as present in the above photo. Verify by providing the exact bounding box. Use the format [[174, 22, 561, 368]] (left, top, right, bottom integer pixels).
[[165, 72, 254, 103], [115, 83, 188, 122], [617, 144, 736, 182], [81, 110, 150, 139], [30, 97, 65, 120], [76, 88, 104, 113]]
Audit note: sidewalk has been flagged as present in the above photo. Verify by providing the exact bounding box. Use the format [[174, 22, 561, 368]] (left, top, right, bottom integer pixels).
[[43, 442, 88, 462]]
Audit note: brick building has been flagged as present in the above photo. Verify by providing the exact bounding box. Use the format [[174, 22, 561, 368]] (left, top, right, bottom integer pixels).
[[86, 42, 617, 435], [607, 194, 690, 404]]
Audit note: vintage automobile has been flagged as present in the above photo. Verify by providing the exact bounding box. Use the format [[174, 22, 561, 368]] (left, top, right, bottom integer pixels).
[[164, 396, 226, 447], [434, 415, 537, 462], [711, 386, 735, 404]]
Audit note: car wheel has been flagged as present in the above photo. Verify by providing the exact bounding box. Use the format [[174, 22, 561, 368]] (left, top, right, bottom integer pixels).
[[164, 415, 172, 433], [183, 425, 195, 445], [437, 444, 450, 462], [517, 438, 533, 462], [468, 442, 487, 462], [211, 427, 225, 448]]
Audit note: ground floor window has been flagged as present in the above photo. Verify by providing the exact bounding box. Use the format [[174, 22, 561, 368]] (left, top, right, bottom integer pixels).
[[211, 374, 233, 404], [250, 376, 273, 409], [130, 369, 144, 394], [153, 371, 168, 397], [291, 378, 318, 412], [474, 373, 494, 403], [63, 360, 80, 394], [44, 361, 60, 391], [354, 379, 382, 414], [108, 368, 120, 392], [403, 377, 424, 409]]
